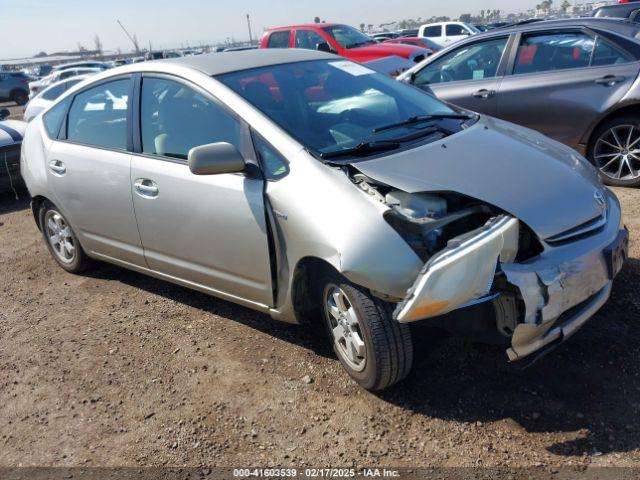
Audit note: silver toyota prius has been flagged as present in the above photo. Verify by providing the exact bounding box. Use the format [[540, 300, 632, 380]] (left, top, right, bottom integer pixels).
[[21, 50, 629, 390]]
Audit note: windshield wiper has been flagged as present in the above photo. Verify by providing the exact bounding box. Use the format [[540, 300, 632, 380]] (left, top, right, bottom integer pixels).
[[373, 113, 475, 134], [320, 140, 401, 160]]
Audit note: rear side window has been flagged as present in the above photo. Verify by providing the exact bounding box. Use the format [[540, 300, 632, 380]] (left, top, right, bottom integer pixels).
[[267, 31, 291, 48], [422, 26, 442, 37], [41, 82, 67, 101], [140, 77, 242, 160], [592, 36, 634, 66], [514, 32, 595, 74], [42, 98, 71, 139], [67, 79, 129, 150]]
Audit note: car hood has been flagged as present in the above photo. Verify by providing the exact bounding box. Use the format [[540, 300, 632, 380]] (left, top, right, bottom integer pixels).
[[354, 116, 606, 240]]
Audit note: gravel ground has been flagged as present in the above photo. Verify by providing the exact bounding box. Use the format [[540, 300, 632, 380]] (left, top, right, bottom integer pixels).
[[0, 186, 639, 469]]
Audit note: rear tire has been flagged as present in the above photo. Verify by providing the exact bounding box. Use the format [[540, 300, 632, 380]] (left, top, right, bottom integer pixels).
[[588, 115, 640, 188], [39, 201, 93, 274], [10, 89, 28, 106], [320, 273, 413, 391]]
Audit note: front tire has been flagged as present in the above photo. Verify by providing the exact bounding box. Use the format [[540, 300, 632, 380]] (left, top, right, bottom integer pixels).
[[321, 274, 413, 391], [39, 201, 93, 273], [589, 116, 640, 188]]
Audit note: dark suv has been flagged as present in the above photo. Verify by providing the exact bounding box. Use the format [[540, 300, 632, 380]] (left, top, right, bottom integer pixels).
[[0, 71, 30, 105], [400, 18, 640, 187]]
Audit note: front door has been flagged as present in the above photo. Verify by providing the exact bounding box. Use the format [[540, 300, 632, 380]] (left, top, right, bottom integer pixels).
[[46, 77, 145, 267], [497, 29, 639, 147], [130, 75, 273, 306], [410, 36, 510, 116]]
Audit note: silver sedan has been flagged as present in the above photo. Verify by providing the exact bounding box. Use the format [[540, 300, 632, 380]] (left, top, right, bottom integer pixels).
[[21, 50, 628, 390]]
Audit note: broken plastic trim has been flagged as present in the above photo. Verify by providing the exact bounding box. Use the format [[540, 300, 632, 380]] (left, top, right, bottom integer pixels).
[[394, 215, 520, 323]]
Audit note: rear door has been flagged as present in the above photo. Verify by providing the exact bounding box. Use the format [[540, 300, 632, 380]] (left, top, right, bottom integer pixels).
[[422, 25, 444, 49], [496, 28, 639, 147], [265, 30, 293, 49], [409, 35, 511, 116], [45, 76, 145, 267]]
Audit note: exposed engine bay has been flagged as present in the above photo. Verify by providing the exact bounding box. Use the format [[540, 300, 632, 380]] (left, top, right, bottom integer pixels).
[[347, 169, 616, 362]]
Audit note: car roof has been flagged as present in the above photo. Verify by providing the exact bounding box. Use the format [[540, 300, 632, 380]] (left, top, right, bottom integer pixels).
[[265, 23, 339, 31], [477, 17, 640, 39], [154, 49, 337, 76]]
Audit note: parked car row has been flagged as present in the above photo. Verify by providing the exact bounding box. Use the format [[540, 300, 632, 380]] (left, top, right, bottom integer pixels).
[[399, 17, 640, 187], [20, 48, 628, 391]]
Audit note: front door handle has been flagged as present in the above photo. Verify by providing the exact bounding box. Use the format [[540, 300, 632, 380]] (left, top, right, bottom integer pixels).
[[134, 179, 159, 198], [472, 89, 496, 99], [596, 75, 626, 86], [48, 160, 66, 176]]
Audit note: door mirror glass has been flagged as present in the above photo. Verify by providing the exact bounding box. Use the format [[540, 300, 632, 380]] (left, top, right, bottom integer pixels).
[[316, 42, 334, 53], [0, 108, 9, 121], [188, 142, 245, 175]]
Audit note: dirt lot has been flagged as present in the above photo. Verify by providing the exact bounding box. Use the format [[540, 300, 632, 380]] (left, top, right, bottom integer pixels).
[[0, 101, 25, 121], [0, 185, 639, 469]]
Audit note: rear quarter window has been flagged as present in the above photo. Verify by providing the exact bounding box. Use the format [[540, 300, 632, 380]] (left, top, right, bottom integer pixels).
[[42, 98, 71, 139]]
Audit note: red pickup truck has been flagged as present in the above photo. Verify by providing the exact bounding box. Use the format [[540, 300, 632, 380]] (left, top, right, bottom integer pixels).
[[260, 24, 429, 64]]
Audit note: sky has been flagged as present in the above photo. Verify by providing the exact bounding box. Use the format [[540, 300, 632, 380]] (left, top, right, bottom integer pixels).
[[0, 0, 540, 59]]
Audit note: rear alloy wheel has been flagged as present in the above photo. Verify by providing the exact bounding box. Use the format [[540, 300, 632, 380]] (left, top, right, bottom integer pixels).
[[590, 117, 640, 187], [321, 275, 413, 391], [39, 202, 93, 273]]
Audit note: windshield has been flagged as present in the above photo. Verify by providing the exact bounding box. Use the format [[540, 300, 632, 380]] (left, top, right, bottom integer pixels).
[[322, 25, 376, 49], [217, 59, 467, 160]]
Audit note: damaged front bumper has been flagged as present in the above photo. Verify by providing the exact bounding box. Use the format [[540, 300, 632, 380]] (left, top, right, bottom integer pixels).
[[393, 191, 628, 362]]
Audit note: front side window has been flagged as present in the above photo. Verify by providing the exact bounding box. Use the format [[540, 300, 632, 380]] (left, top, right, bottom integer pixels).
[[422, 25, 442, 37], [514, 32, 595, 74], [266, 31, 291, 48], [218, 59, 459, 160], [413, 37, 508, 86], [295, 30, 327, 50], [140, 77, 241, 160], [322, 25, 376, 49], [67, 79, 129, 149], [446, 24, 467, 36]]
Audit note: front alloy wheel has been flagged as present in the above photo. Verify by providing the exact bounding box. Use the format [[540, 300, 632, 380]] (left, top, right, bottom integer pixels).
[[591, 118, 640, 187], [321, 274, 413, 391]]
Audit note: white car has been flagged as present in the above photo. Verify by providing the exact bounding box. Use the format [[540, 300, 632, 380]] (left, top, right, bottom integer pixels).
[[28, 68, 102, 99], [417, 22, 479, 49], [23, 75, 93, 122]]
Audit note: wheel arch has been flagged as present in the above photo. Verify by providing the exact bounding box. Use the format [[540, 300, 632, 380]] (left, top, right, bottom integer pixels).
[[585, 102, 640, 153], [290, 256, 341, 325], [30, 195, 49, 230]]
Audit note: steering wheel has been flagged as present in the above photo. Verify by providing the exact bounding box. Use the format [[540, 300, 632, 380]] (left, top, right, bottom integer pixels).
[[441, 67, 455, 83]]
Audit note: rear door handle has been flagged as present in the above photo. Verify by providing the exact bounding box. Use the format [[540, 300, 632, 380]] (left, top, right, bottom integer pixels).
[[472, 89, 496, 99], [134, 179, 159, 198], [596, 75, 626, 86], [48, 160, 66, 175]]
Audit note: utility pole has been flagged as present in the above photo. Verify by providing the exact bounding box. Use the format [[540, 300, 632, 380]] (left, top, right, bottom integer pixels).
[[246, 14, 253, 44], [117, 19, 140, 54]]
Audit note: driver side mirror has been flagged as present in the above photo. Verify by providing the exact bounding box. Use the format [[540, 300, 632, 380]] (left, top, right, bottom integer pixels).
[[0, 108, 10, 121], [188, 142, 246, 175], [316, 42, 335, 54]]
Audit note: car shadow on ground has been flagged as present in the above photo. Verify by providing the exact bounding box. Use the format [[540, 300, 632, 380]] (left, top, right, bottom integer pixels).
[[90, 256, 640, 458], [378, 258, 640, 457]]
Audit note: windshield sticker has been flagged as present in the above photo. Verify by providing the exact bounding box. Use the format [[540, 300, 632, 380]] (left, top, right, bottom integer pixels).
[[472, 70, 485, 80], [329, 61, 375, 76]]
